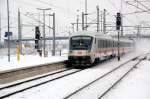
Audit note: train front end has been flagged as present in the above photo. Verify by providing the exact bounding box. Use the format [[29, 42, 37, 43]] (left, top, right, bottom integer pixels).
[[68, 36, 93, 66]]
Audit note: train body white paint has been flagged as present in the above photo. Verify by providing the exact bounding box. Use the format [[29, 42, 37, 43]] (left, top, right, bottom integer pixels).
[[68, 31, 134, 66]]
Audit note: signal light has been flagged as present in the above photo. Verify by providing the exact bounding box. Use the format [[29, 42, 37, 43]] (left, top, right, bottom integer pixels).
[[35, 26, 40, 49], [116, 13, 121, 30], [35, 26, 40, 40]]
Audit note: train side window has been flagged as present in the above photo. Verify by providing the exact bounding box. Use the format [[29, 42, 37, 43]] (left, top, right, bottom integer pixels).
[[116, 41, 118, 47], [103, 40, 104, 48], [98, 40, 100, 48], [100, 40, 102, 48], [107, 40, 108, 48], [95, 38, 96, 44], [98, 40, 99, 48], [120, 42, 121, 47], [110, 41, 112, 47], [99, 40, 100, 48], [105, 40, 106, 48], [106, 40, 108, 48], [113, 41, 114, 47], [103, 40, 105, 48]]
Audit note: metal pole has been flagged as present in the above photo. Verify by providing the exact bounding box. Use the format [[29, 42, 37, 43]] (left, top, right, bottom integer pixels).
[[82, 12, 84, 30], [18, 9, 22, 54], [38, 12, 40, 26], [118, 30, 120, 61], [7, 0, 10, 62], [121, 14, 123, 36], [137, 25, 140, 38], [85, 0, 87, 30], [103, 9, 106, 34], [72, 23, 74, 32], [49, 14, 51, 51], [0, 14, 1, 42], [52, 13, 55, 56], [97, 5, 100, 32], [43, 10, 46, 57], [76, 15, 79, 31], [37, 8, 51, 57], [101, 11, 103, 32]]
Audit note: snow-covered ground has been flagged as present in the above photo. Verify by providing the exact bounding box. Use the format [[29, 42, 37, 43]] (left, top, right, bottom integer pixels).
[[1, 39, 150, 99], [103, 60, 150, 99], [2, 52, 145, 99], [0, 51, 68, 72]]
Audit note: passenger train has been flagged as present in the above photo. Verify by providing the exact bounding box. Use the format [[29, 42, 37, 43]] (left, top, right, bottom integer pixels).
[[68, 31, 134, 67]]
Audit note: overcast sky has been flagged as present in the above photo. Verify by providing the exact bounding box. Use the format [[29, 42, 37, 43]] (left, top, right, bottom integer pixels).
[[0, 0, 150, 40]]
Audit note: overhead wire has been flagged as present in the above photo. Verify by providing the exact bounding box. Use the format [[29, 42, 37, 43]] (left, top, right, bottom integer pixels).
[[35, 0, 77, 16], [124, 0, 150, 25], [21, 12, 53, 30], [123, 0, 150, 33], [136, 0, 150, 11], [136, 0, 150, 27], [105, 0, 140, 33], [14, 0, 40, 9], [107, 0, 118, 11], [119, 0, 140, 25]]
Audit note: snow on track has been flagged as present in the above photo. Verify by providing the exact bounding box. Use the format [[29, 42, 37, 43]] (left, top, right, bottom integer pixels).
[[68, 60, 139, 99], [0, 69, 80, 98], [102, 60, 150, 99], [4, 52, 142, 99]]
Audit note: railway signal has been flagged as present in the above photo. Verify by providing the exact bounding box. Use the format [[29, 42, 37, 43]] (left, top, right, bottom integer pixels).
[[116, 12, 121, 61], [116, 13, 121, 30], [35, 26, 40, 49]]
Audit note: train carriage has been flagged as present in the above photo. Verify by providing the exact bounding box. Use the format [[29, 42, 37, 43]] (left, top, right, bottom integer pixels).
[[68, 31, 134, 67]]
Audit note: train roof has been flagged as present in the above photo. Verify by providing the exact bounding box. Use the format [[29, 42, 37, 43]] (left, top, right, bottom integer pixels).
[[70, 30, 133, 43], [70, 30, 101, 37]]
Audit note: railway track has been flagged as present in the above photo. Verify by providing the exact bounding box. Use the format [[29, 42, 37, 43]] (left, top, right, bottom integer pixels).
[[0, 54, 115, 99], [64, 53, 148, 99], [0, 68, 84, 99], [0, 53, 147, 99], [0, 68, 71, 90]]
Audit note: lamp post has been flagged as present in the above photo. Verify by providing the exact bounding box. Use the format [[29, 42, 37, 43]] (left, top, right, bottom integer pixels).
[[76, 10, 80, 31], [37, 8, 51, 57], [7, 0, 10, 62], [85, 0, 87, 30], [0, 14, 1, 42]]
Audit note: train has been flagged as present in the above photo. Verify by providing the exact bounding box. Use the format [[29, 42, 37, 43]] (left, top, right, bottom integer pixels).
[[68, 31, 134, 67]]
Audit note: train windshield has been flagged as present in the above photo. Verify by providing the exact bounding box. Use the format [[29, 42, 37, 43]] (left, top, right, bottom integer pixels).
[[70, 36, 93, 50]]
